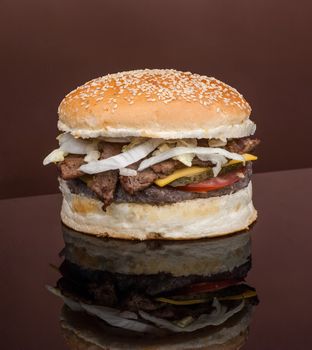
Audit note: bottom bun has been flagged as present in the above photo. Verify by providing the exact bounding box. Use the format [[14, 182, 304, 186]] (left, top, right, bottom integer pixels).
[[60, 180, 257, 240]]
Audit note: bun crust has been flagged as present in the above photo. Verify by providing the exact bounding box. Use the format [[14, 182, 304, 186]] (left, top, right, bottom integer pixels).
[[58, 69, 254, 139], [60, 180, 257, 240]]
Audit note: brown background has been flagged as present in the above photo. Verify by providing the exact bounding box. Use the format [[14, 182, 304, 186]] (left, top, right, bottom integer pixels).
[[1, 0, 312, 199]]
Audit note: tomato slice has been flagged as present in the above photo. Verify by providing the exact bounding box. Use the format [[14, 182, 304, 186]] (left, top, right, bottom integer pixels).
[[175, 168, 245, 192], [177, 279, 243, 295]]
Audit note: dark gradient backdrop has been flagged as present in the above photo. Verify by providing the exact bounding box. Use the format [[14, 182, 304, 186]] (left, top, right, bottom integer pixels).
[[1, 0, 311, 199]]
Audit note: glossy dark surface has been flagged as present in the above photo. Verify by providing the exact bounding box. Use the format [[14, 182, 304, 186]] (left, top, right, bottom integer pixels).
[[1, 168, 312, 349]]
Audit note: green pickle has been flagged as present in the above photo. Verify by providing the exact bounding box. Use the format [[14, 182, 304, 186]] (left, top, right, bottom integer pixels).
[[219, 162, 245, 175], [170, 162, 244, 187]]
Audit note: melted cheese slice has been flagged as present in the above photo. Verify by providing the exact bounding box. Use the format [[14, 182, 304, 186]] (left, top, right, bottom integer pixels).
[[226, 153, 257, 165], [154, 167, 209, 187]]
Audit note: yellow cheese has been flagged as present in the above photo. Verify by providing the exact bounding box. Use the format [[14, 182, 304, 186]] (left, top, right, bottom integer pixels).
[[226, 153, 258, 166], [155, 289, 257, 305], [155, 297, 207, 305], [154, 166, 210, 187], [154, 153, 257, 187]]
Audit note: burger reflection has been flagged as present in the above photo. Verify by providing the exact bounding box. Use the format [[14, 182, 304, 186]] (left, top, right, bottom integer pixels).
[[49, 225, 258, 349]]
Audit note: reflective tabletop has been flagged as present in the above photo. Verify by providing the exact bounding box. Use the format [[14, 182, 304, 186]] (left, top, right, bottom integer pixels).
[[1, 168, 312, 349]]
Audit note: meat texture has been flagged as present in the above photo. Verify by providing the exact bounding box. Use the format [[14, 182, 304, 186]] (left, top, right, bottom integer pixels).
[[87, 171, 118, 210], [226, 137, 260, 154], [191, 157, 214, 167], [124, 293, 160, 311], [87, 281, 117, 306], [98, 141, 124, 159], [120, 169, 158, 194], [151, 159, 183, 177], [58, 155, 85, 180], [86, 142, 123, 209]]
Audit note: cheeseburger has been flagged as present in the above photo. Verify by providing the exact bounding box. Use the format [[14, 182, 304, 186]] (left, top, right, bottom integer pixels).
[[43, 69, 260, 239]]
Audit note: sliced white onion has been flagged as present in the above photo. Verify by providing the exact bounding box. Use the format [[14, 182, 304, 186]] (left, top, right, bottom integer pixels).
[[152, 139, 197, 167], [43, 133, 98, 165], [46, 285, 82, 312], [84, 150, 101, 163], [81, 304, 157, 333], [43, 149, 66, 165], [80, 139, 162, 175], [139, 299, 245, 333], [59, 133, 97, 155], [119, 310, 138, 320], [46, 286, 158, 333], [197, 154, 227, 176], [138, 147, 244, 172], [175, 153, 195, 167], [119, 168, 138, 176], [47, 286, 244, 334]]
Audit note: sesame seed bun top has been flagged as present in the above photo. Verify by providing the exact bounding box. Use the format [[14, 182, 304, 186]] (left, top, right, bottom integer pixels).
[[58, 69, 255, 139]]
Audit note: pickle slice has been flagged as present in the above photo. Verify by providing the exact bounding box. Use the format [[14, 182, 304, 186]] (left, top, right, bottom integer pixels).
[[170, 163, 244, 187]]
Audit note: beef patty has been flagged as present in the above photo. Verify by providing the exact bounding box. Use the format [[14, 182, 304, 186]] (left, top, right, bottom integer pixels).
[[65, 162, 252, 205]]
